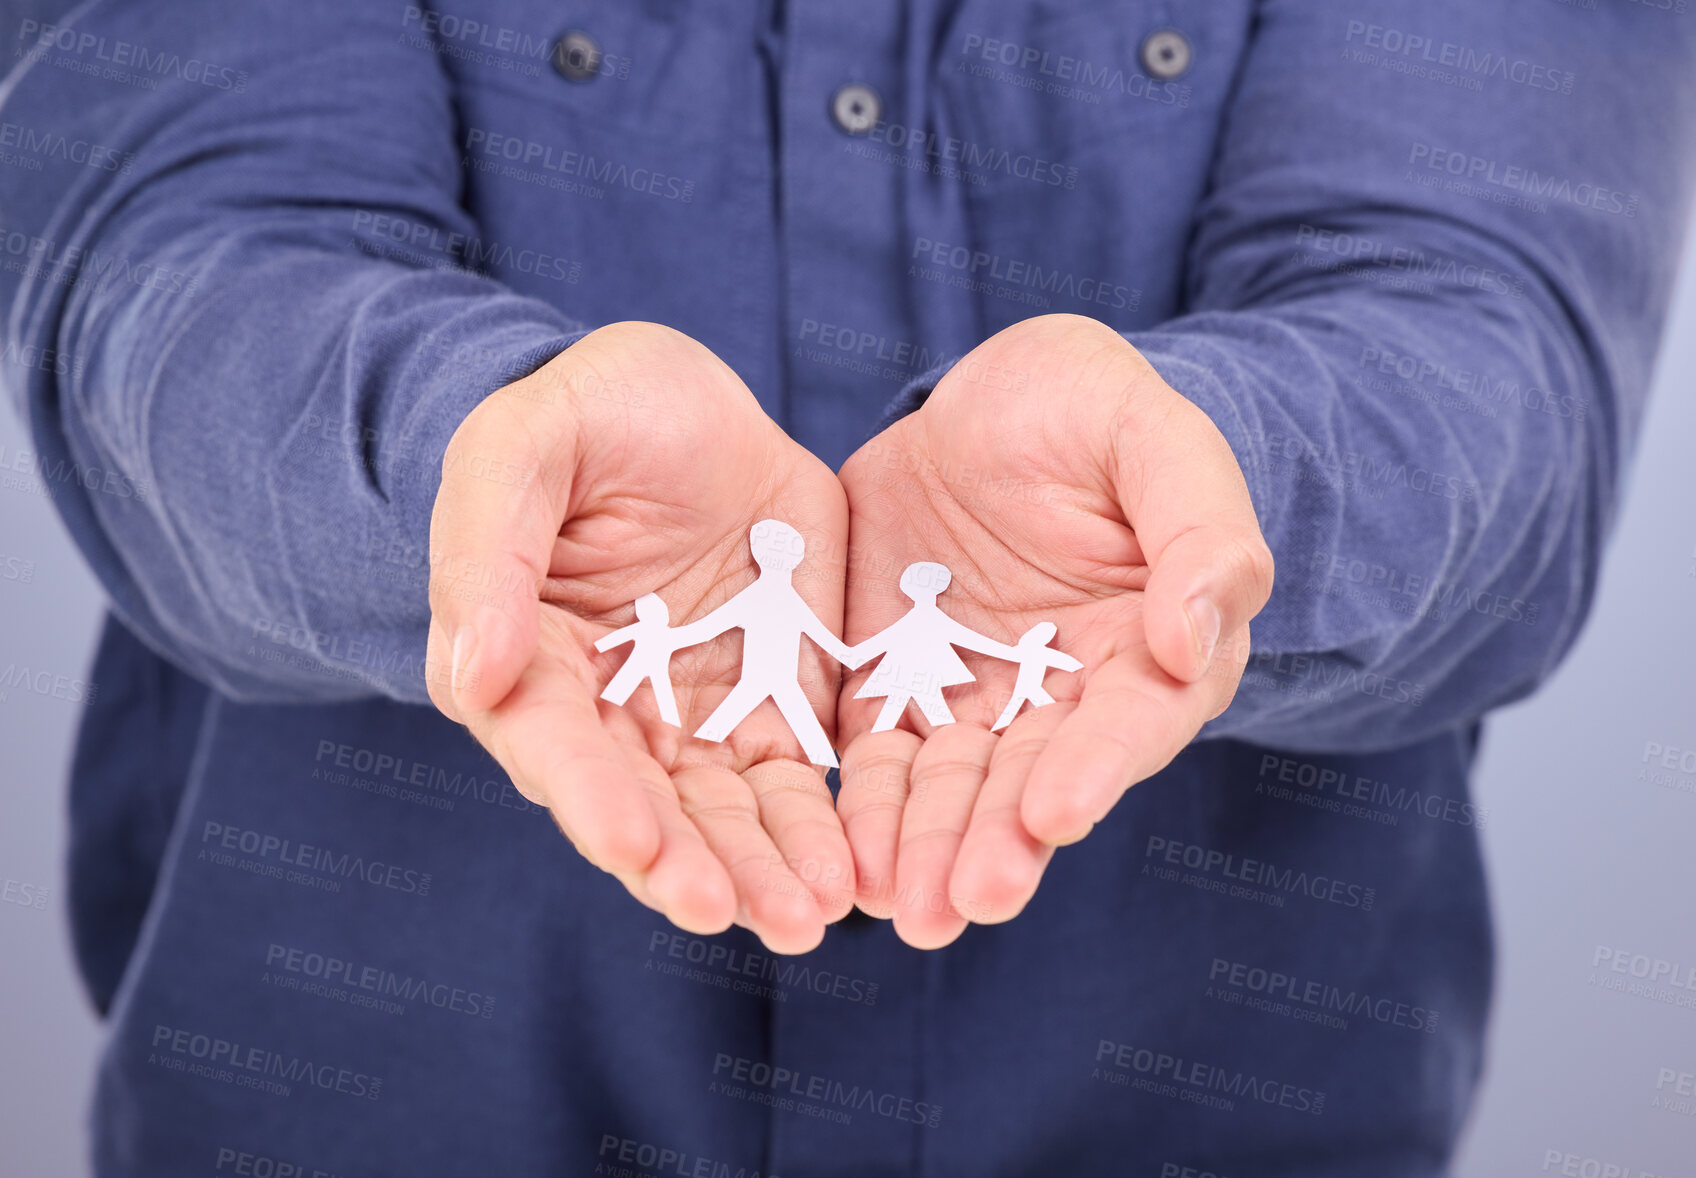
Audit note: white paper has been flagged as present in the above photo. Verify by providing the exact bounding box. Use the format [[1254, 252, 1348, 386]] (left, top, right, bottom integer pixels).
[[595, 522, 1081, 761]]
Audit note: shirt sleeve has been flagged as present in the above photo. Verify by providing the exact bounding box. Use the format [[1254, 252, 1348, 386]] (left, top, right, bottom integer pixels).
[[0, 0, 587, 704], [1135, 1, 1696, 750], [880, 3, 1694, 750]]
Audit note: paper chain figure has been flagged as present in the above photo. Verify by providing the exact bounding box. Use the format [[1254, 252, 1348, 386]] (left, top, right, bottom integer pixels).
[[594, 519, 1082, 767]]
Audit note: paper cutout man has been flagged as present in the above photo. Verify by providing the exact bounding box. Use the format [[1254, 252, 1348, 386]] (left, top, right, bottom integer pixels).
[[990, 621, 1083, 732], [849, 562, 1027, 733], [664, 519, 855, 768], [594, 592, 686, 727]]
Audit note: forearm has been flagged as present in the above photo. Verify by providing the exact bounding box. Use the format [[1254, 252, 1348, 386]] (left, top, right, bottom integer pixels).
[[68, 252, 583, 703], [1132, 288, 1597, 749], [0, 0, 590, 702], [1122, 2, 1693, 748], [890, 2, 1692, 749]]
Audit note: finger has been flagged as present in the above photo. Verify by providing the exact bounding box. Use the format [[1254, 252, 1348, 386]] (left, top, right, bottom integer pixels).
[[427, 390, 576, 716], [1020, 645, 1214, 845], [462, 649, 661, 876], [837, 729, 923, 918], [1112, 394, 1274, 684], [1204, 624, 1254, 721], [424, 615, 464, 724], [672, 765, 828, 956], [616, 750, 738, 935], [742, 760, 857, 923], [949, 703, 1068, 923], [892, 725, 997, 950]]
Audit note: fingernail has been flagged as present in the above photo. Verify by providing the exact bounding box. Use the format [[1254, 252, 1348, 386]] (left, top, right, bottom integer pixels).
[[451, 626, 478, 700], [1186, 595, 1221, 669], [1050, 823, 1094, 847]]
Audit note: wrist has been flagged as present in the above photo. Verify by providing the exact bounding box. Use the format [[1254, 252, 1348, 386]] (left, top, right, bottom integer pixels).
[[409, 327, 586, 567]]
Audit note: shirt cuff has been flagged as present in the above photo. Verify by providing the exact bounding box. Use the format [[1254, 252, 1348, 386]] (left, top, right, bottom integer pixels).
[[386, 328, 590, 563], [1126, 340, 1277, 540], [872, 355, 963, 435]]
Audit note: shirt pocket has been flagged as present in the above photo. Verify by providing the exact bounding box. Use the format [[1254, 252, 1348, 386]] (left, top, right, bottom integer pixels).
[[938, 0, 1236, 163], [911, 1, 1250, 334], [439, 0, 739, 142], [441, 2, 780, 405]]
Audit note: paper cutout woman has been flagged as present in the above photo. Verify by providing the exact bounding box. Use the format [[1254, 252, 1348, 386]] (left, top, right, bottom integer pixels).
[[594, 592, 686, 727], [990, 621, 1083, 731], [849, 562, 1025, 732]]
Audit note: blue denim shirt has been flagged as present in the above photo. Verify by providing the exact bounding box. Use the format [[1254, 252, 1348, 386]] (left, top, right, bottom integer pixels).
[[2, 1, 1691, 1174]]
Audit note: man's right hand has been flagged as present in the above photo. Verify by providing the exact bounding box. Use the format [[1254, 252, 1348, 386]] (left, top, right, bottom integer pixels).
[[425, 322, 854, 954]]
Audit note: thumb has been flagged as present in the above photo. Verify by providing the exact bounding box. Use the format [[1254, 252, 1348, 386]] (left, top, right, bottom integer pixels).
[[426, 388, 576, 718], [1142, 525, 1273, 683], [1117, 398, 1274, 684]]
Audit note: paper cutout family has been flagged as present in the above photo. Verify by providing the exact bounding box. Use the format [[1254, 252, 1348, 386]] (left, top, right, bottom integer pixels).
[[594, 520, 1081, 767]]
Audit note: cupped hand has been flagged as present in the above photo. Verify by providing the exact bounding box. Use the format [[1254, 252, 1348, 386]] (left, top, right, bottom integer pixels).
[[835, 314, 1274, 948], [426, 322, 854, 954]]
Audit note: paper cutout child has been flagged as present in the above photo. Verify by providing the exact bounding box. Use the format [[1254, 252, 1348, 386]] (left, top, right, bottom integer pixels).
[[593, 592, 686, 727], [664, 519, 856, 768], [849, 562, 1025, 733], [990, 621, 1083, 732]]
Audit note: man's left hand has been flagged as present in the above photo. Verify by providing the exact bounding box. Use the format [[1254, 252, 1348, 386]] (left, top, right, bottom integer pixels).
[[834, 314, 1274, 948]]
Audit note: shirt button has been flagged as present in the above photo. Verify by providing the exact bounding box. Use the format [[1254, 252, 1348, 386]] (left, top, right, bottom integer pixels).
[[552, 30, 602, 82], [1140, 29, 1191, 80], [831, 82, 881, 135]]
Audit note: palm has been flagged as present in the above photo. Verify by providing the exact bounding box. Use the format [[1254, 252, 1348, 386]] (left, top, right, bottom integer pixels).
[[835, 409, 1145, 942], [834, 315, 1264, 949], [428, 324, 854, 954], [841, 426, 1151, 737], [540, 460, 846, 774]]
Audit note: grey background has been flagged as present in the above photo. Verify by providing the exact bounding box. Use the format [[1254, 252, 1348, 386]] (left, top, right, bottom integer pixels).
[[2, 239, 1693, 1175]]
